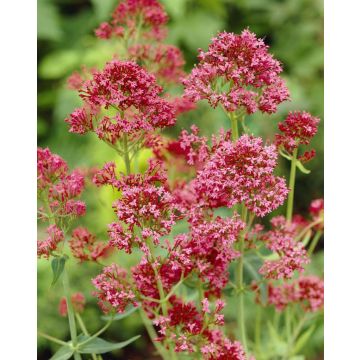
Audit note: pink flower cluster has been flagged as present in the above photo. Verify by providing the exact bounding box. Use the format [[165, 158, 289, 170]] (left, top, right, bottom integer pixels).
[[37, 224, 64, 259], [66, 60, 175, 144], [183, 30, 289, 114], [94, 161, 179, 253], [95, 0, 168, 41], [92, 264, 137, 314], [275, 111, 320, 161], [59, 292, 86, 317], [194, 135, 288, 216], [129, 44, 185, 84], [38, 148, 86, 219], [268, 276, 324, 312], [259, 216, 309, 279], [175, 214, 244, 295], [69, 227, 111, 262], [152, 297, 246, 358]]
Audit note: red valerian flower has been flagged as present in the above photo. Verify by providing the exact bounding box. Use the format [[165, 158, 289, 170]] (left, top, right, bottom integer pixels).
[[38, 147, 86, 219], [37, 224, 64, 259], [69, 227, 111, 262], [173, 214, 244, 295], [129, 44, 186, 84], [96, 161, 180, 253], [201, 330, 247, 360], [92, 264, 137, 314], [194, 135, 288, 217], [309, 198, 324, 219], [59, 292, 86, 317], [95, 0, 168, 41], [37, 147, 68, 190], [268, 276, 324, 312], [183, 30, 289, 114], [66, 60, 175, 144], [259, 216, 309, 279], [275, 111, 320, 160]]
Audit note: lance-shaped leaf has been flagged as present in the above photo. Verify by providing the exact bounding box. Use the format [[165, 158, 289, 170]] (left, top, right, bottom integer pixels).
[[78, 335, 141, 354], [49, 345, 74, 360], [51, 255, 67, 286], [101, 306, 139, 321]]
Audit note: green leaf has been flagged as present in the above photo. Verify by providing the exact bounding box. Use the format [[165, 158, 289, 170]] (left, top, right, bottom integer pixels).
[[292, 325, 316, 355], [39, 50, 80, 79], [37, 0, 63, 41], [50, 345, 74, 360], [78, 335, 141, 354], [296, 160, 311, 174], [243, 258, 267, 304], [51, 256, 67, 286], [267, 322, 287, 356], [289, 356, 305, 360], [101, 306, 139, 321]]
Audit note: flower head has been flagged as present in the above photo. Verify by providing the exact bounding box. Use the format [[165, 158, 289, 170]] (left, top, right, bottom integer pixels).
[[194, 135, 288, 216], [37, 225, 64, 259], [259, 216, 309, 279], [183, 30, 289, 114], [92, 264, 137, 314], [275, 111, 320, 157], [66, 60, 175, 144], [95, 0, 168, 41]]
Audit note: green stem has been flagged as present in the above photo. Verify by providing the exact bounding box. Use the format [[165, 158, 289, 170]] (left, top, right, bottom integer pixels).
[[139, 308, 168, 359], [286, 148, 298, 222], [75, 314, 97, 360], [123, 134, 131, 175], [62, 266, 82, 360], [236, 205, 248, 353], [78, 319, 113, 347], [285, 306, 292, 343], [38, 331, 68, 346], [147, 241, 178, 360], [308, 230, 322, 257], [230, 112, 239, 140], [255, 306, 262, 356], [283, 314, 309, 359]]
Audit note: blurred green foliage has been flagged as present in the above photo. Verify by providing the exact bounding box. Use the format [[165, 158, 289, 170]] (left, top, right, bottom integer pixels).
[[38, 0, 323, 358]]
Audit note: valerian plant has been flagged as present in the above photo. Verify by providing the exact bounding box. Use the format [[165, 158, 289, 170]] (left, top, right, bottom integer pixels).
[[38, 1, 324, 359]]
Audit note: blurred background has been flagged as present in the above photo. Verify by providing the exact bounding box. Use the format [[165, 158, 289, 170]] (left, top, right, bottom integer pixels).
[[37, 0, 323, 358]]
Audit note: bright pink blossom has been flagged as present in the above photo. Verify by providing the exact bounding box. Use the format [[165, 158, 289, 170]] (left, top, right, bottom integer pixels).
[[66, 60, 175, 144], [259, 216, 309, 279], [183, 30, 289, 114], [194, 135, 288, 216], [275, 111, 320, 155], [95, 0, 168, 41], [92, 264, 137, 314], [37, 224, 64, 259]]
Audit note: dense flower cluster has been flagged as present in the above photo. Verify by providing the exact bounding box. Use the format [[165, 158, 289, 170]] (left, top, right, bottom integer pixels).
[[152, 297, 246, 358], [194, 135, 288, 216], [92, 264, 137, 314], [268, 276, 324, 312], [95, 0, 168, 41], [69, 227, 111, 262], [275, 111, 320, 160], [38, 147, 86, 219], [37, 224, 64, 259], [183, 30, 289, 114], [175, 214, 244, 295], [97, 162, 180, 253], [59, 292, 86, 317], [66, 60, 175, 144], [259, 216, 309, 279]]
